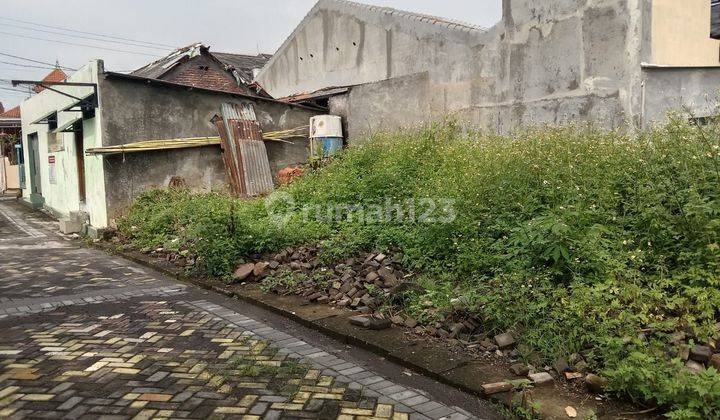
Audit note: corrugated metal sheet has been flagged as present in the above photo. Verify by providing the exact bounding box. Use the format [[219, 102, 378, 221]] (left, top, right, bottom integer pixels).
[[216, 102, 274, 197]]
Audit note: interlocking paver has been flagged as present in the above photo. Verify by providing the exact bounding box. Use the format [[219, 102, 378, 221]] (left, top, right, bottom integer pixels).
[[0, 199, 485, 419]]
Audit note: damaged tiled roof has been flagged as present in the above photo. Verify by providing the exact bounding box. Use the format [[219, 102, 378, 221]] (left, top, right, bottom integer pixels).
[[212, 52, 273, 84], [33, 68, 67, 93], [131, 43, 271, 86]]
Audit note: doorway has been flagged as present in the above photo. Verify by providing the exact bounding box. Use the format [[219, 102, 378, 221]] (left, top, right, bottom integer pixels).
[[27, 133, 42, 196], [74, 122, 86, 202]]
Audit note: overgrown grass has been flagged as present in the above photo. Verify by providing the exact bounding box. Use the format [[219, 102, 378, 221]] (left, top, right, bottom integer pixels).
[[118, 119, 720, 417]]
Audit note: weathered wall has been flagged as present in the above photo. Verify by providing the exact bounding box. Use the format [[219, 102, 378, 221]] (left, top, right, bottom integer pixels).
[[264, 0, 647, 138], [650, 0, 720, 67], [460, 0, 643, 132], [330, 72, 431, 139], [98, 75, 319, 225], [641, 67, 720, 125], [256, 0, 486, 99], [19, 61, 108, 227]]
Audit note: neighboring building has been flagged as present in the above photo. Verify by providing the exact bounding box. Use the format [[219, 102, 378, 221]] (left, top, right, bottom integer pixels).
[[0, 106, 22, 193], [257, 0, 720, 138], [19, 60, 320, 233], [32, 68, 67, 93], [132, 43, 272, 97]]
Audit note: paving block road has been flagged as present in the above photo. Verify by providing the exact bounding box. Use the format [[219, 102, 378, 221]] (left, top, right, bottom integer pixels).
[[0, 197, 499, 420]]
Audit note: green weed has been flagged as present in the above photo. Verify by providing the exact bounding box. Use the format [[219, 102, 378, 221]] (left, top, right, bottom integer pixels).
[[118, 119, 720, 416]]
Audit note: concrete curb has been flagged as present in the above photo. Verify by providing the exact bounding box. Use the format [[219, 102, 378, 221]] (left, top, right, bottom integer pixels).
[[91, 242, 638, 419]]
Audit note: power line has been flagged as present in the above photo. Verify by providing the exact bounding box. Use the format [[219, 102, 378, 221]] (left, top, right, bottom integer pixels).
[[1, 22, 170, 52], [0, 16, 178, 49], [0, 31, 161, 57], [0, 61, 60, 71], [0, 86, 30, 94], [0, 52, 76, 71]]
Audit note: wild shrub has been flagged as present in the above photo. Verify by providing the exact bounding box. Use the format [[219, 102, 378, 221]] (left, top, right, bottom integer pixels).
[[118, 118, 720, 416]]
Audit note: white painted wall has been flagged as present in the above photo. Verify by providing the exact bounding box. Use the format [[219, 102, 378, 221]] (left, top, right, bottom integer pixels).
[[20, 60, 108, 227]]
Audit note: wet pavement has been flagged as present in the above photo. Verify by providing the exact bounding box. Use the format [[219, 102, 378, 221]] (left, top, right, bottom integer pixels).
[[0, 197, 499, 420]]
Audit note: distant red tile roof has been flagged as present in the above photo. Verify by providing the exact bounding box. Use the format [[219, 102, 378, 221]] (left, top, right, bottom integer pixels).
[[0, 106, 20, 119], [33, 68, 68, 93]]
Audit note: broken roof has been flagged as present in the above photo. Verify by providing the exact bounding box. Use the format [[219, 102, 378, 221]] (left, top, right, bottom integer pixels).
[[131, 43, 272, 85]]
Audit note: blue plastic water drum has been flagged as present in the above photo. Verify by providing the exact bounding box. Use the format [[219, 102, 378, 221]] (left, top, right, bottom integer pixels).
[[321, 137, 343, 156]]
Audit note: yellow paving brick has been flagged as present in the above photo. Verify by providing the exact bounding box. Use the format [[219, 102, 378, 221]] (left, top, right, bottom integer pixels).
[[127, 355, 144, 364], [317, 376, 333, 387], [0, 393, 23, 408], [342, 408, 375, 416], [293, 391, 312, 403], [392, 413, 409, 420], [0, 387, 19, 400], [132, 409, 156, 420], [271, 403, 305, 410], [300, 386, 328, 393], [179, 329, 195, 336], [238, 395, 258, 407], [62, 370, 90, 377], [130, 401, 148, 409], [156, 410, 174, 417], [113, 368, 141, 375], [7, 369, 39, 380], [237, 382, 267, 389], [312, 393, 343, 400], [337, 416, 354, 420], [217, 384, 233, 394], [214, 407, 248, 414], [242, 416, 261, 420], [375, 404, 393, 418], [0, 408, 17, 417], [137, 393, 173, 402], [123, 393, 140, 400], [22, 394, 54, 401], [218, 350, 234, 359], [304, 370, 320, 380]]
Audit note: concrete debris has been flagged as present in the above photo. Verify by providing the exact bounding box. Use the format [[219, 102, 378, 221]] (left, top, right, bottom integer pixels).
[[684, 360, 705, 373], [528, 372, 554, 386], [510, 363, 530, 376], [233, 263, 255, 281], [690, 345, 712, 363], [481, 382, 513, 395], [349, 315, 390, 330], [565, 406, 578, 418], [585, 374, 609, 393], [494, 332, 516, 349]]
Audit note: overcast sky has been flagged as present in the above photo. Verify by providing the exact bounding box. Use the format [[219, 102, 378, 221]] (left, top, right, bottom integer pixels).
[[0, 0, 502, 110]]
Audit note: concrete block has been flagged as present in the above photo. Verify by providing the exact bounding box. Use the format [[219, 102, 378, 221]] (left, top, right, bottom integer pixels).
[[59, 219, 83, 234], [86, 225, 107, 240]]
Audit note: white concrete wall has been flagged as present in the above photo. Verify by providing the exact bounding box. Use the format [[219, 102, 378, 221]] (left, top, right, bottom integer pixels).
[[20, 61, 108, 227]]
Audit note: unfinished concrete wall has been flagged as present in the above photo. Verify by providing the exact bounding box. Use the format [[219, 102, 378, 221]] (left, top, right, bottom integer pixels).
[[641, 67, 720, 125], [463, 0, 644, 131], [256, 0, 486, 100], [98, 75, 319, 225], [264, 0, 649, 139]]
